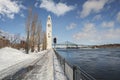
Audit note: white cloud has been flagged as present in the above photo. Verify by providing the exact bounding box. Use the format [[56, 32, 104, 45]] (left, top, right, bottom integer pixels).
[[116, 12, 120, 23], [102, 21, 114, 28], [93, 14, 102, 21], [66, 23, 77, 30], [20, 13, 25, 18], [40, 0, 75, 16], [80, 0, 108, 18], [0, 0, 25, 19], [83, 23, 96, 33], [104, 28, 120, 40], [73, 23, 96, 40], [35, 2, 39, 8], [73, 22, 120, 44]]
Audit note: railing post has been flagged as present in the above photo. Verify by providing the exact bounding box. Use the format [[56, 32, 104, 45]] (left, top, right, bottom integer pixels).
[[63, 58, 65, 75], [73, 66, 77, 80]]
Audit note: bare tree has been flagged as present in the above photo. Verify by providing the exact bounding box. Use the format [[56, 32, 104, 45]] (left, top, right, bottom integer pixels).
[[25, 8, 44, 53], [13, 34, 20, 44], [30, 14, 38, 52], [42, 31, 47, 50], [10, 33, 20, 47], [25, 8, 32, 54], [36, 21, 42, 52]]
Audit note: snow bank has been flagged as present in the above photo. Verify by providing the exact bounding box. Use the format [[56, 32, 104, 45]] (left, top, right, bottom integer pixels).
[[52, 50, 67, 80], [0, 47, 36, 71]]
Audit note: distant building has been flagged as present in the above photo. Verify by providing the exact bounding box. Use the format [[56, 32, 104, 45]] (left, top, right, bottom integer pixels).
[[46, 15, 52, 49], [0, 36, 10, 48]]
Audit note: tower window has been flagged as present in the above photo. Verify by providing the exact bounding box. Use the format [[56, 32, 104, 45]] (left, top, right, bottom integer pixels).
[[48, 36, 50, 38], [48, 17, 50, 20], [48, 33, 50, 38], [48, 24, 50, 27]]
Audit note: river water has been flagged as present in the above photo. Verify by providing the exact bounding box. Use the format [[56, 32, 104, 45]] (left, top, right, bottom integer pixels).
[[56, 48, 120, 80]]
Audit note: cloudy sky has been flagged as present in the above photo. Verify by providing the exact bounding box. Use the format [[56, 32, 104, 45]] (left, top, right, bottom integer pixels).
[[0, 0, 120, 45]]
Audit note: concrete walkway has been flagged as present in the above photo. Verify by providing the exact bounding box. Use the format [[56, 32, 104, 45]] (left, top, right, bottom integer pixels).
[[22, 49, 67, 80]]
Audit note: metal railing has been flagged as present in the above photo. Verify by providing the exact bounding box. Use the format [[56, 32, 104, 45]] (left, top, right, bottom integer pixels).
[[54, 50, 96, 80]]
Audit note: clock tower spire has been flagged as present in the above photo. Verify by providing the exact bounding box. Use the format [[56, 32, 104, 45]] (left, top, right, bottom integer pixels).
[[46, 15, 52, 49]]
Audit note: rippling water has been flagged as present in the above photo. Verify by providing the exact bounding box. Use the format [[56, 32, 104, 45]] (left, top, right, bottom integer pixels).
[[56, 48, 120, 80]]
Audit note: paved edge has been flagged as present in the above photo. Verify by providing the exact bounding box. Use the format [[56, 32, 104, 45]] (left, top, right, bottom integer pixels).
[[51, 49, 67, 80]]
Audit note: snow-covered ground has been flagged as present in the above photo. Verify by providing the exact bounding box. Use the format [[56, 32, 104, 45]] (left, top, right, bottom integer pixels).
[[22, 49, 54, 80], [22, 49, 67, 80], [0, 47, 46, 79], [52, 50, 67, 80], [0, 47, 35, 71], [0, 47, 67, 80]]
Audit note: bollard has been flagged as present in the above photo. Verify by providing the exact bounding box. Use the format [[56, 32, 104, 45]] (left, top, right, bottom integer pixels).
[[73, 66, 77, 80]]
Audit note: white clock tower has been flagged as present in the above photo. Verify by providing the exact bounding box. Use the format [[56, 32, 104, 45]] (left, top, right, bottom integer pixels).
[[46, 15, 52, 49]]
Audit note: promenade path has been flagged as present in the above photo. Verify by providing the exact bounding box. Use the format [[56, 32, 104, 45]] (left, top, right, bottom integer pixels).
[[22, 49, 67, 80]]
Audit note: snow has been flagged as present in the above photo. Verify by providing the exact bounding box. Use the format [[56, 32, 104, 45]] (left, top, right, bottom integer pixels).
[[0, 47, 36, 71], [0, 47, 67, 80], [53, 50, 67, 80], [23, 49, 54, 80], [22, 49, 67, 80], [0, 47, 46, 79]]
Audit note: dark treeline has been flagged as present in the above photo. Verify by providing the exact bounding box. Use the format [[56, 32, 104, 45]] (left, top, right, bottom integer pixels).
[[91, 44, 120, 48]]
